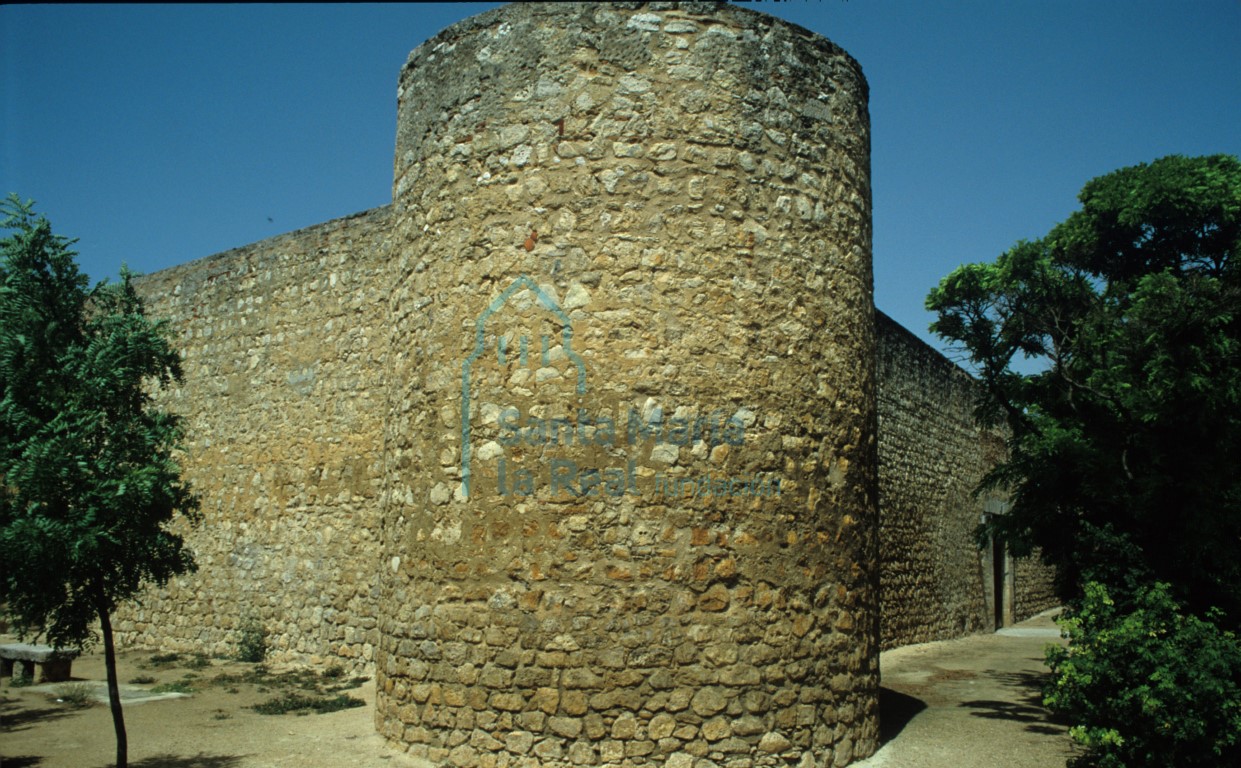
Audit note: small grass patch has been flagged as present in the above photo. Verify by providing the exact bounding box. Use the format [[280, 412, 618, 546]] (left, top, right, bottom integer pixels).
[[140, 652, 181, 669], [252, 691, 365, 715], [128, 674, 157, 685], [8, 673, 34, 688], [270, 668, 322, 691], [53, 682, 96, 708], [327, 676, 369, 694], [209, 665, 270, 688], [150, 680, 194, 695], [186, 653, 212, 670]]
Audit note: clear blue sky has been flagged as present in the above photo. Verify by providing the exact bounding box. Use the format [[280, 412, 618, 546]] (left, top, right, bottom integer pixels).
[[3, 2, 1239, 355]]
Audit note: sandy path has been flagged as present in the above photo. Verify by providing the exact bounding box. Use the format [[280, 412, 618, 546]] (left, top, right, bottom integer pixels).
[[0, 642, 422, 768], [854, 609, 1079, 768], [3, 612, 1076, 768]]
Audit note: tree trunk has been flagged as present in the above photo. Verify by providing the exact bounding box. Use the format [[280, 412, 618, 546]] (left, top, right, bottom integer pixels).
[[97, 596, 127, 768]]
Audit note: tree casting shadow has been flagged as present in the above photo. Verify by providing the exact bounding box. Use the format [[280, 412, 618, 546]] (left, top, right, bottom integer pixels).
[[1, 695, 76, 731], [100, 755, 245, 768], [959, 669, 1070, 733]]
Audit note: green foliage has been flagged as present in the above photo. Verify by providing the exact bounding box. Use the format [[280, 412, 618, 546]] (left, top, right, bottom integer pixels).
[[0, 194, 199, 649], [8, 671, 34, 687], [127, 675, 156, 685], [1, 195, 198, 768], [1045, 582, 1241, 767], [236, 619, 268, 663], [930, 155, 1241, 768], [251, 691, 365, 715], [926, 154, 1241, 623], [150, 679, 195, 695], [54, 681, 98, 708], [185, 653, 211, 670]]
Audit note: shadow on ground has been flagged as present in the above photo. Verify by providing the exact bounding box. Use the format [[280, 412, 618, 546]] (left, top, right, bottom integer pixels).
[[0, 756, 43, 767], [1, 695, 76, 731], [879, 686, 928, 744], [85, 755, 245, 768], [131, 755, 245, 768], [960, 667, 1070, 734]]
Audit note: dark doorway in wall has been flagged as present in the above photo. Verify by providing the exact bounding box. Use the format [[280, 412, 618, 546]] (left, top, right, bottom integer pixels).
[[983, 498, 1014, 630]]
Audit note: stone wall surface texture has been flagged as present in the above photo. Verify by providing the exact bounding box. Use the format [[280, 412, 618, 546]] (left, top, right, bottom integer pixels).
[[876, 314, 990, 648], [876, 313, 1057, 649], [119, 207, 394, 669], [1013, 550, 1059, 621], [101, 3, 1063, 768], [378, 3, 878, 767]]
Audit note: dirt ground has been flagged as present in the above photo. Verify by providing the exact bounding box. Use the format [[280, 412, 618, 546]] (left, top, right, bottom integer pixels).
[[0, 640, 424, 768], [854, 609, 1079, 768], [2, 611, 1076, 768]]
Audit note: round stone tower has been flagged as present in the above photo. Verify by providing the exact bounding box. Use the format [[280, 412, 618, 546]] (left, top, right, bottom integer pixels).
[[377, 3, 878, 766]]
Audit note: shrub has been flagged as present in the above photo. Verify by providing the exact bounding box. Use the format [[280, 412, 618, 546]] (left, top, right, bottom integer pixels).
[[186, 653, 211, 669], [251, 691, 365, 715], [236, 619, 268, 663], [54, 682, 97, 708], [1045, 581, 1241, 767], [150, 679, 194, 695]]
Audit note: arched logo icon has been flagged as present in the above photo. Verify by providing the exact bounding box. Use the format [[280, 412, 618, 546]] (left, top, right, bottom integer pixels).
[[460, 276, 587, 498]]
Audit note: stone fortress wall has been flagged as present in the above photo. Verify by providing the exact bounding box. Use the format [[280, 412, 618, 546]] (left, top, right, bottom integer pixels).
[[114, 3, 1056, 766], [119, 256, 1062, 765], [119, 218, 1055, 665], [875, 314, 1056, 650], [121, 207, 394, 667], [376, 3, 879, 764]]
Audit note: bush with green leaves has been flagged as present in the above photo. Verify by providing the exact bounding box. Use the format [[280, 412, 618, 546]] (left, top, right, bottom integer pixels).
[[1045, 581, 1241, 767], [54, 681, 98, 708], [251, 691, 365, 715], [236, 619, 268, 663]]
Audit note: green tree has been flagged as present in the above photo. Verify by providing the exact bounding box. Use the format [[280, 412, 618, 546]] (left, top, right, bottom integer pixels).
[[926, 153, 1241, 621], [0, 195, 198, 768], [927, 154, 1241, 767]]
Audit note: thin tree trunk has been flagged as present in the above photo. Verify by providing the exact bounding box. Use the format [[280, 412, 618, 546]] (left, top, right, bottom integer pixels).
[[97, 595, 127, 768]]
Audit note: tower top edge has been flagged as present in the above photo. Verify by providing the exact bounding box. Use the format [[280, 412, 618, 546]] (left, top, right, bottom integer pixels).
[[399, 1, 866, 89]]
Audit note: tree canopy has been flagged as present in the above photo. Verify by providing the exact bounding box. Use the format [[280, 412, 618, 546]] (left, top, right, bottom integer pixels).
[[929, 154, 1241, 767], [926, 154, 1241, 624], [0, 194, 198, 768]]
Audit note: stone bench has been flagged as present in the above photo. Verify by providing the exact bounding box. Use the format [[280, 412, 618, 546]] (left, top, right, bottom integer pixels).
[[0, 643, 80, 683]]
